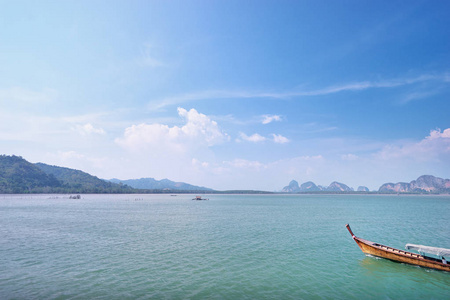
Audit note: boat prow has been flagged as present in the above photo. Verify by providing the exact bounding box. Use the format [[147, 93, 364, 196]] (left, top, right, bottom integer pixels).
[[346, 224, 450, 272]]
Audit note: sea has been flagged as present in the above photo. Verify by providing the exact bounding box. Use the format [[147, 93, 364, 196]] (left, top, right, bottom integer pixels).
[[0, 194, 449, 299]]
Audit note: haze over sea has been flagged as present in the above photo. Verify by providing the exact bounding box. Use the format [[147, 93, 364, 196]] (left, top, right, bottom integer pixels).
[[1, 194, 449, 299]]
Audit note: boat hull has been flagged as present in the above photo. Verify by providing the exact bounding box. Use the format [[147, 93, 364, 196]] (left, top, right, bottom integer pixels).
[[346, 224, 450, 272]]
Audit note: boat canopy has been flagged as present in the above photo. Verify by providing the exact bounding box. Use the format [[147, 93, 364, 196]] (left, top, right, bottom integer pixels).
[[405, 244, 450, 257]]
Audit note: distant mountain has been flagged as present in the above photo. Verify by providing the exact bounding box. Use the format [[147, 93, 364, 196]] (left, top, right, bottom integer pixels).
[[281, 180, 301, 192], [108, 177, 213, 191], [326, 181, 353, 192], [35, 163, 133, 193], [282, 180, 354, 193], [300, 181, 322, 192], [410, 175, 450, 192], [2, 155, 448, 195], [282, 176, 450, 194], [357, 186, 370, 192], [379, 175, 450, 193], [379, 182, 410, 193]]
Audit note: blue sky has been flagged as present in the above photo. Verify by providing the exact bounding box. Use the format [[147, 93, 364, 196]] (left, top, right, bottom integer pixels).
[[1, 0, 449, 190]]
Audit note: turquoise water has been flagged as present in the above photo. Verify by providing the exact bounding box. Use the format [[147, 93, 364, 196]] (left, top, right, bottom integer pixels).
[[0, 194, 449, 299]]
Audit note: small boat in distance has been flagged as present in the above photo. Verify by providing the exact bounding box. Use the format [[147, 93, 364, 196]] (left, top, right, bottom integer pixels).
[[192, 196, 209, 200], [346, 224, 450, 272]]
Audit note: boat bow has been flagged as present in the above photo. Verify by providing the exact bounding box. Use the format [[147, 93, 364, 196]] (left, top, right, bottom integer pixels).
[[345, 224, 450, 272]]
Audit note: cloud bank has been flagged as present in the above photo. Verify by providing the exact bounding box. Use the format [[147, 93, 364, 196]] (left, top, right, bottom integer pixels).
[[116, 107, 229, 153], [377, 128, 450, 162]]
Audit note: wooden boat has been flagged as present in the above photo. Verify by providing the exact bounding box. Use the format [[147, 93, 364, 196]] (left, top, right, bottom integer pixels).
[[346, 224, 450, 272]]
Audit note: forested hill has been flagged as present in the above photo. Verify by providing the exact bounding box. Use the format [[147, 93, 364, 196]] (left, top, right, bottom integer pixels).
[[35, 163, 134, 193], [0, 155, 133, 193], [0, 155, 60, 193]]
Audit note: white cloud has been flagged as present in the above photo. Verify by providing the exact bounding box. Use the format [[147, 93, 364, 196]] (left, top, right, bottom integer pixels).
[[238, 132, 267, 143], [376, 128, 450, 161], [427, 128, 450, 139], [297, 155, 324, 161], [148, 73, 449, 110], [115, 107, 229, 153], [73, 123, 106, 136], [272, 134, 289, 144], [237, 132, 289, 144], [177, 107, 229, 145], [401, 90, 439, 104], [192, 158, 209, 169], [262, 115, 282, 124], [224, 159, 266, 170]]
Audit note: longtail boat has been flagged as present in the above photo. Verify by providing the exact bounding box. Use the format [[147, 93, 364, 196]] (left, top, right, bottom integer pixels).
[[346, 224, 450, 272]]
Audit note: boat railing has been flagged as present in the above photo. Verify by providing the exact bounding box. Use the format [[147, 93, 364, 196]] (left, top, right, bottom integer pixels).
[[373, 243, 422, 258]]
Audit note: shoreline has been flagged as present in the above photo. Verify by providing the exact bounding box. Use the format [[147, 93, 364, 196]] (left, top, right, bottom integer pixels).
[[1, 191, 449, 196]]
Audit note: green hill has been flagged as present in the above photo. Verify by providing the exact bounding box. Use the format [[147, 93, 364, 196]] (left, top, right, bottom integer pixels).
[[0, 155, 133, 194], [35, 163, 134, 193], [0, 155, 61, 193]]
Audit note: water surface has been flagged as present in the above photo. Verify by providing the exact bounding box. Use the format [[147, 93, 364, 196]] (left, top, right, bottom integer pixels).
[[0, 194, 449, 299]]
